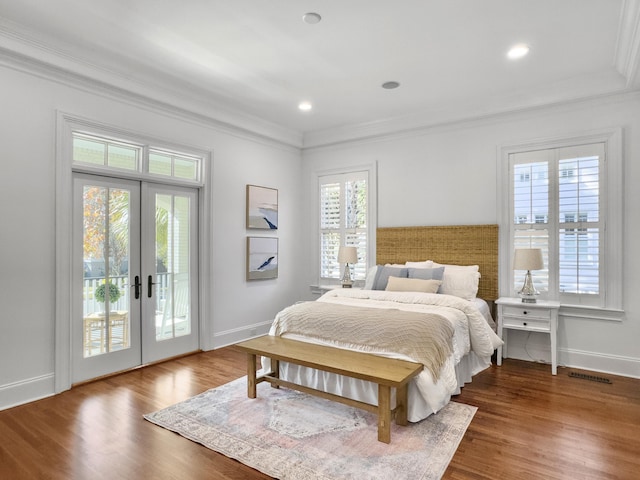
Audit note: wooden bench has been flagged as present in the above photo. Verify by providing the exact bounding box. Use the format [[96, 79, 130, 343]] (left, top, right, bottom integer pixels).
[[235, 335, 423, 443]]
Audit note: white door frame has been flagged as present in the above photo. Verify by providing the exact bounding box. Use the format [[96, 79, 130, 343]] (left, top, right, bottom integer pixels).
[[55, 111, 214, 392]]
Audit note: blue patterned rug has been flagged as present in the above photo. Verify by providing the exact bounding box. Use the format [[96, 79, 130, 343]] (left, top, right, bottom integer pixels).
[[144, 377, 475, 480]]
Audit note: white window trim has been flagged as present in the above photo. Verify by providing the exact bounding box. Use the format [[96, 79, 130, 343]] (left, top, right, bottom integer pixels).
[[311, 162, 377, 286], [497, 127, 624, 320], [54, 111, 214, 393]]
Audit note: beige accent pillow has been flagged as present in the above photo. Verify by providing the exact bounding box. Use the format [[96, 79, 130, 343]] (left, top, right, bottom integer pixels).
[[385, 276, 442, 293]]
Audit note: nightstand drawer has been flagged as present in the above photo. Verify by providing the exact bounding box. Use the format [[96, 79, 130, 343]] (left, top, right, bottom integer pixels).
[[501, 305, 552, 320], [502, 316, 550, 331]]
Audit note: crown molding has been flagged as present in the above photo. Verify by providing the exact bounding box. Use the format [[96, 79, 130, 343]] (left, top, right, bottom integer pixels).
[[12, 26, 622, 154], [0, 22, 303, 150], [2, 11, 638, 152], [302, 67, 632, 149], [614, 0, 640, 87], [302, 89, 640, 153]]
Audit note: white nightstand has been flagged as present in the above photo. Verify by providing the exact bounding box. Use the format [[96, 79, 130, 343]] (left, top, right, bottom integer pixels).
[[496, 297, 561, 375], [311, 284, 360, 295]]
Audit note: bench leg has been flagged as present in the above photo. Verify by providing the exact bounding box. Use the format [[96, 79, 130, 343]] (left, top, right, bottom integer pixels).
[[378, 384, 391, 443], [396, 384, 408, 426], [247, 353, 257, 398], [271, 359, 280, 389]]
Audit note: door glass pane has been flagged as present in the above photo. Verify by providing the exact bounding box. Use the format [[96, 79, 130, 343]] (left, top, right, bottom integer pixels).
[[82, 186, 131, 357], [155, 193, 191, 340]]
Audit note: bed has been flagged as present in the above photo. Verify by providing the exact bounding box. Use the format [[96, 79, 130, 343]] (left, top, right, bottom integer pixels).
[[262, 224, 503, 422]]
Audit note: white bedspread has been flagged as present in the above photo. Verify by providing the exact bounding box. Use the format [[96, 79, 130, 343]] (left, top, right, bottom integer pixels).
[[265, 289, 503, 421]]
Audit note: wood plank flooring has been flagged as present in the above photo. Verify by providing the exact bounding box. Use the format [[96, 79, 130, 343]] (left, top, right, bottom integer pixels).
[[1, 347, 638, 479]]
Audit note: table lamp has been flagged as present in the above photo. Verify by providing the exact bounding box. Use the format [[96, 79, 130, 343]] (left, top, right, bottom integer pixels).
[[513, 248, 544, 303], [337, 246, 358, 288]]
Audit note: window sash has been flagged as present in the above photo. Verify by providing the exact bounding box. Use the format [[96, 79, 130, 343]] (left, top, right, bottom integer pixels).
[[319, 171, 368, 281], [510, 143, 604, 306]]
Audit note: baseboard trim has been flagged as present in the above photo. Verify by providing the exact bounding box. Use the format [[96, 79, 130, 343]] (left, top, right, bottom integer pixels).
[[503, 336, 639, 379], [0, 373, 55, 411], [211, 321, 273, 349], [558, 348, 640, 379]]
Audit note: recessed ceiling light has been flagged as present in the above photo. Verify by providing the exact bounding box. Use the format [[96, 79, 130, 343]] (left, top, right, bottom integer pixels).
[[302, 12, 322, 24], [507, 44, 530, 60], [298, 101, 313, 112], [382, 81, 400, 89]]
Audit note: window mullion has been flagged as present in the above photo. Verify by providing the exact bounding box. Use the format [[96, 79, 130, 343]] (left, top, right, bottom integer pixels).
[[548, 154, 559, 299]]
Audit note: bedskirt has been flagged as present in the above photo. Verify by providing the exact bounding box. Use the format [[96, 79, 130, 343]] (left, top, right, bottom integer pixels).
[[260, 350, 490, 422]]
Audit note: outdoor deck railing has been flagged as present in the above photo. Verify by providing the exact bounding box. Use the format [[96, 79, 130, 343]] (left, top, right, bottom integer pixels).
[[83, 273, 171, 315]]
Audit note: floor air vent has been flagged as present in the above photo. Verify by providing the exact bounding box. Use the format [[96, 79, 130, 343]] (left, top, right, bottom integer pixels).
[[568, 372, 611, 384]]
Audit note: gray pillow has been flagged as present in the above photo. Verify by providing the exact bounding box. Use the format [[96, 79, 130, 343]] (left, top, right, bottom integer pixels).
[[408, 266, 445, 281], [372, 266, 408, 290]]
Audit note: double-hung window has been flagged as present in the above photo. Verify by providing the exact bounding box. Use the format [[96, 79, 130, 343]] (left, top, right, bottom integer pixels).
[[319, 171, 368, 282], [502, 129, 623, 315], [511, 144, 602, 303]]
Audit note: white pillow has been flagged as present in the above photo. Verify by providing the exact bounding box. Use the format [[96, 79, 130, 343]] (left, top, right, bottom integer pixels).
[[385, 276, 441, 293], [439, 268, 481, 300], [407, 261, 480, 299], [405, 260, 434, 268], [363, 265, 379, 290], [431, 261, 479, 272]]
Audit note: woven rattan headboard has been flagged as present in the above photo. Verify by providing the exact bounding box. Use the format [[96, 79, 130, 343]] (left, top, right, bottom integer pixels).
[[376, 224, 499, 301]]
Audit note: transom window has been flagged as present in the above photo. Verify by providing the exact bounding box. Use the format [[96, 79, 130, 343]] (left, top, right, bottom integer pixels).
[[72, 132, 202, 184], [73, 133, 140, 171], [149, 149, 199, 181]]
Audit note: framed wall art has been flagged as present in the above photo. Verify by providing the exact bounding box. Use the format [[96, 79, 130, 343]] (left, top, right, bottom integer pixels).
[[247, 236, 278, 280], [246, 184, 278, 229]]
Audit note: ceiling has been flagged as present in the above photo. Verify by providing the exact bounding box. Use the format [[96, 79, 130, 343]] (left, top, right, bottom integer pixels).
[[1, 0, 639, 147]]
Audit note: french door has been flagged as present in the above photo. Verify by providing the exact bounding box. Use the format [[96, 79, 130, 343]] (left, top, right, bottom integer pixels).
[[72, 174, 199, 383]]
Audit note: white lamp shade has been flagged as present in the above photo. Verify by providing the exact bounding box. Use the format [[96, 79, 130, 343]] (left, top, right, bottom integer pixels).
[[513, 248, 544, 271], [337, 246, 358, 264]]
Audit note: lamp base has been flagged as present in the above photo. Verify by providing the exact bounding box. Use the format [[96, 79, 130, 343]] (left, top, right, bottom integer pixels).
[[341, 263, 353, 288], [520, 296, 537, 303], [518, 270, 539, 303]]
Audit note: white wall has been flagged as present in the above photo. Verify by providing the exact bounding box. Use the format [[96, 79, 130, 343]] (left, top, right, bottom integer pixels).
[[2, 58, 638, 411], [0, 64, 305, 409], [302, 92, 640, 378]]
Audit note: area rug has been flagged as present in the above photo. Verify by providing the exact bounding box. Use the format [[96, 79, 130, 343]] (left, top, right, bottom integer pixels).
[[144, 377, 476, 480]]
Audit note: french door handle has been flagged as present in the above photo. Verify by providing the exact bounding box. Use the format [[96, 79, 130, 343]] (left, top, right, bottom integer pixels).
[[148, 275, 157, 298], [131, 275, 141, 299]]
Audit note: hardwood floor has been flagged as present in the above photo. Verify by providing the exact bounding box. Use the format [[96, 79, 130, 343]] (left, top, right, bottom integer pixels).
[[1, 348, 638, 479], [448, 360, 639, 480]]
